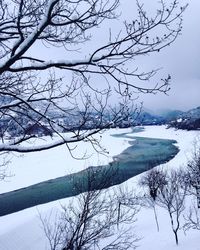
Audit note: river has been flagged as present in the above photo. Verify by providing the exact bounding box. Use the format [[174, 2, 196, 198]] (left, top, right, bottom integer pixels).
[[0, 128, 179, 216]]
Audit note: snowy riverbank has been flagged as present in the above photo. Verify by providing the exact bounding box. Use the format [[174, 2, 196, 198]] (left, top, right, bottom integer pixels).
[[0, 127, 132, 194]]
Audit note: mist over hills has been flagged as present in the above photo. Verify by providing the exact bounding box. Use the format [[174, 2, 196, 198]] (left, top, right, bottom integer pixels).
[[139, 106, 200, 130], [167, 106, 200, 130], [0, 91, 199, 140]]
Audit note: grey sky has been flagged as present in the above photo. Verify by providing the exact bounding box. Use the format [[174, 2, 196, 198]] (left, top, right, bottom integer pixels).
[[31, 0, 199, 112], [90, 0, 200, 111], [123, 0, 200, 111]]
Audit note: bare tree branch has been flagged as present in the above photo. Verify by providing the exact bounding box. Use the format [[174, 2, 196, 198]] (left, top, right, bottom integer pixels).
[[40, 167, 139, 250], [0, 0, 187, 154]]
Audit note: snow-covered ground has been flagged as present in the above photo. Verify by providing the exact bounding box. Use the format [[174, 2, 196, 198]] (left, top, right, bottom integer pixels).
[[0, 125, 200, 250], [0, 127, 132, 194]]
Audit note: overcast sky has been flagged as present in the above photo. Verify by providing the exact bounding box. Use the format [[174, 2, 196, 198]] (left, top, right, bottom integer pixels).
[[32, 0, 199, 112], [92, 0, 200, 112], [121, 0, 200, 112]]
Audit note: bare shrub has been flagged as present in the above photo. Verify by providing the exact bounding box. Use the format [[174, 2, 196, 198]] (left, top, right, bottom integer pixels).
[[156, 169, 188, 245], [40, 167, 139, 250], [140, 167, 188, 245], [139, 167, 167, 231]]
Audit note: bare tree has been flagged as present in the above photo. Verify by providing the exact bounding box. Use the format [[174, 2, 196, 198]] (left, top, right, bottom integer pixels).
[[156, 169, 188, 245], [182, 138, 200, 233], [185, 137, 200, 209], [40, 167, 139, 250], [139, 167, 167, 232], [184, 202, 200, 232], [0, 0, 186, 154], [0, 152, 12, 180]]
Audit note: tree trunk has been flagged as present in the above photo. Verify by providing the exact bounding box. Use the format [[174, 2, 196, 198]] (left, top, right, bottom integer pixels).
[[196, 187, 200, 209], [153, 205, 160, 232], [173, 230, 179, 245]]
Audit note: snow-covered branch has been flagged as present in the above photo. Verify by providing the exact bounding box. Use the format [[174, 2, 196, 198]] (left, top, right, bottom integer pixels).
[[0, 0, 186, 154]]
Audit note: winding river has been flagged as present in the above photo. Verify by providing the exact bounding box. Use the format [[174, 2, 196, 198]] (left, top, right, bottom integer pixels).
[[0, 128, 179, 216]]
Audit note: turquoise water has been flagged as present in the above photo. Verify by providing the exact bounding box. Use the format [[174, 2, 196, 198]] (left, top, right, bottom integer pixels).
[[0, 130, 179, 216]]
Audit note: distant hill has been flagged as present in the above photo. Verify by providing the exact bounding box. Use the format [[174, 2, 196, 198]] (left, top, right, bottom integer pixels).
[[132, 111, 164, 126], [167, 107, 200, 130], [159, 110, 183, 122], [132, 108, 183, 126], [133, 106, 200, 130]]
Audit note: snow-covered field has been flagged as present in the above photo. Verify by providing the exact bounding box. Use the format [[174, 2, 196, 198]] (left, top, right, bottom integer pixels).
[[0, 127, 132, 194], [0, 125, 200, 250]]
